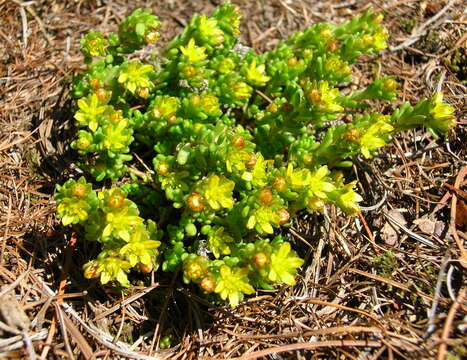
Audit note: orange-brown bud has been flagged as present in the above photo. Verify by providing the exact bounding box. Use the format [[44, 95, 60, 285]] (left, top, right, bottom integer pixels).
[[168, 115, 177, 125], [245, 154, 257, 168], [287, 57, 298, 67], [90, 78, 101, 90], [156, 162, 169, 175], [374, 13, 384, 24], [277, 208, 290, 225], [258, 189, 273, 205], [272, 177, 287, 192], [107, 193, 125, 210], [345, 128, 361, 142], [252, 252, 268, 269], [71, 183, 87, 198], [187, 193, 205, 211], [109, 111, 123, 123], [327, 41, 338, 52], [138, 262, 153, 273], [191, 95, 201, 105], [232, 136, 245, 147], [186, 262, 204, 280], [183, 65, 197, 78], [83, 264, 99, 279], [95, 88, 108, 102], [307, 88, 321, 103], [152, 108, 161, 118], [200, 277, 216, 292], [307, 197, 325, 211], [138, 87, 150, 99]]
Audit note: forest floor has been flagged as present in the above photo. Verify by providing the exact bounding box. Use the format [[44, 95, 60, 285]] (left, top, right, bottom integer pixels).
[[0, 0, 466, 359]]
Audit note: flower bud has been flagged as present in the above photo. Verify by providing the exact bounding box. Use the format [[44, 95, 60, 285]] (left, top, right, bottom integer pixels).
[[138, 262, 153, 273], [168, 115, 177, 125], [252, 252, 268, 269], [272, 177, 287, 192], [76, 137, 91, 151], [327, 41, 338, 52], [374, 13, 384, 24], [90, 78, 101, 90], [183, 65, 197, 78], [152, 108, 161, 118], [107, 193, 125, 210], [245, 154, 257, 168], [200, 276, 216, 292], [83, 263, 99, 279], [95, 88, 108, 102], [303, 154, 313, 165], [383, 78, 398, 91], [191, 95, 201, 105], [277, 208, 290, 225], [186, 262, 204, 280], [258, 189, 273, 205], [138, 87, 150, 99], [231, 136, 245, 147], [109, 112, 123, 123], [71, 183, 87, 198], [156, 162, 169, 175], [307, 197, 324, 211], [345, 128, 361, 142], [307, 88, 321, 103], [287, 57, 298, 67], [187, 193, 205, 211]]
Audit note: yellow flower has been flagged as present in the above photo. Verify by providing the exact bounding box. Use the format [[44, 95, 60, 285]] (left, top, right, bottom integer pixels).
[[199, 15, 224, 44], [358, 119, 393, 158], [208, 227, 233, 258], [307, 81, 343, 112], [307, 166, 336, 199], [242, 153, 273, 187], [203, 175, 235, 210], [428, 93, 456, 134], [214, 265, 254, 307], [268, 242, 304, 285], [286, 163, 312, 189], [245, 60, 270, 86], [74, 94, 108, 132], [179, 38, 207, 63]]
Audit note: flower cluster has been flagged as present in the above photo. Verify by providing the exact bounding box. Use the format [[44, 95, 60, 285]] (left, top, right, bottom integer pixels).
[[56, 2, 455, 306]]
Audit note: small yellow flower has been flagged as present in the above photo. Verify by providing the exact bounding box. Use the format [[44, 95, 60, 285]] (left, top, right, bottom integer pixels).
[[358, 119, 393, 158], [214, 265, 254, 307], [179, 38, 207, 62], [203, 175, 235, 210], [245, 60, 270, 87]]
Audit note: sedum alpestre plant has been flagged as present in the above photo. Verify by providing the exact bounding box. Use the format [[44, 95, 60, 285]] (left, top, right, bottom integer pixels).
[[55, 3, 455, 306]]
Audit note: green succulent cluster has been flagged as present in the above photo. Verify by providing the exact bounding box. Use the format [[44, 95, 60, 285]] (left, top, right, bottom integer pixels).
[[56, 3, 455, 306]]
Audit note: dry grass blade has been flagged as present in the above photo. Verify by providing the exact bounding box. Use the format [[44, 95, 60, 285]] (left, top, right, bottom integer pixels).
[[230, 340, 382, 360]]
